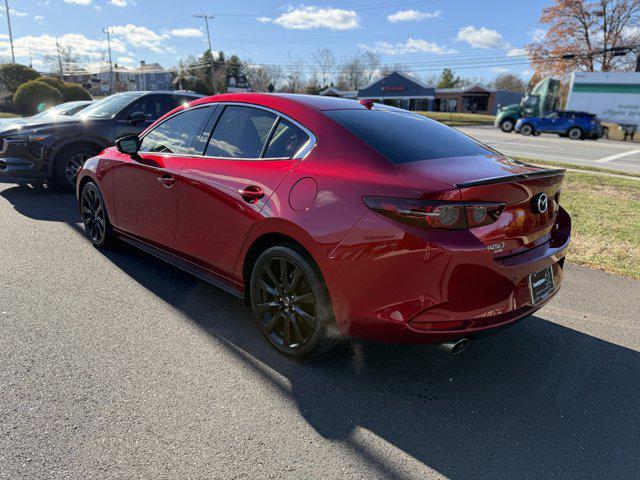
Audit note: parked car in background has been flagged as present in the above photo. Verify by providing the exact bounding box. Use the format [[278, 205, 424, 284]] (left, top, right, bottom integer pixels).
[[515, 111, 603, 140], [0, 91, 202, 191], [77, 93, 570, 358], [0, 100, 94, 127]]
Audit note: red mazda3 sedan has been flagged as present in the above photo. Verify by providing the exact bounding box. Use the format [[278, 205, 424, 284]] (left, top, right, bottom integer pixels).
[[77, 93, 570, 358]]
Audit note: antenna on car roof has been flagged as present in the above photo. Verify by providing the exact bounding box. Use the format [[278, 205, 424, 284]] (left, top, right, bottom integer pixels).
[[359, 99, 374, 110]]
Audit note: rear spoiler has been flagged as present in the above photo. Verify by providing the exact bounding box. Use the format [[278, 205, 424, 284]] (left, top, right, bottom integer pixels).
[[455, 168, 566, 188]]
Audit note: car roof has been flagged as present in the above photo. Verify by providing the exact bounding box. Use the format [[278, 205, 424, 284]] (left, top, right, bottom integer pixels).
[[115, 90, 203, 98], [191, 92, 367, 111]]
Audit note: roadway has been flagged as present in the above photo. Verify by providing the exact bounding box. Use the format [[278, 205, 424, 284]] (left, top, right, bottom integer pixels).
[[458, 125, 640, 175]]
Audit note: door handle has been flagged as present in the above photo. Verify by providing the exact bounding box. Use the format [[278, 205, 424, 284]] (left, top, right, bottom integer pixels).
[[157, 174, 176, 188], [240, 185, 265, 203]]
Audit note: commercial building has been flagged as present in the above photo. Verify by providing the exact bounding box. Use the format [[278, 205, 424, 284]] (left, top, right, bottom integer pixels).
[[321, 71, 524, 115]]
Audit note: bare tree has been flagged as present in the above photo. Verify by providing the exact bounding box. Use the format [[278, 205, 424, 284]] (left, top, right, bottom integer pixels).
[[310, 47, 335, 88], [492, 72, 527, 93], [283, 54, 305, 93], [526, 0, 640, 76], [247, 64, 282, 92], [361, 50, 381, 85], [336, 55, 366, 91]]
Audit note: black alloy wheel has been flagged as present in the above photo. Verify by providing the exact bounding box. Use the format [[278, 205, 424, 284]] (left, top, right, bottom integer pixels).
[[250, 246, 337, 358], [80, 182, 112, 247]]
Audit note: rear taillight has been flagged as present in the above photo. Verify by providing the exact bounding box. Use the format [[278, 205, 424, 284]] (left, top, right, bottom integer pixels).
[[363, 197, 504, 231]]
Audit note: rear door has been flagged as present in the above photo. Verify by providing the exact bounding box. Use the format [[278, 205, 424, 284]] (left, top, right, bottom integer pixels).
[[112, 105, 213, 248], [175, 104, 313, 279]]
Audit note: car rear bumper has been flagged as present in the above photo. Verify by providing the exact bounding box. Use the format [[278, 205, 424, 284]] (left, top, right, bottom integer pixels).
[[321, 206, 571, 344], [0, 140, 47, 178]]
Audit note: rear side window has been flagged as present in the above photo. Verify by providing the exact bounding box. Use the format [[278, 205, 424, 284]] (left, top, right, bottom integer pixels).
[[206, 106, 277, 158], [264, 118, 309, 158], [325, 109, 493, 164], [140, 107, 211, 154]]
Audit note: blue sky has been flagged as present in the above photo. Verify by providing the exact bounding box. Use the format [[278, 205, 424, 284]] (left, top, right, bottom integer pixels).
[[1, 0, 553, 82]]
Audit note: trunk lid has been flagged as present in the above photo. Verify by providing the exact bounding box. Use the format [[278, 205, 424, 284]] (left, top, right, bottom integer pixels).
[[399, 154, 565, 257]]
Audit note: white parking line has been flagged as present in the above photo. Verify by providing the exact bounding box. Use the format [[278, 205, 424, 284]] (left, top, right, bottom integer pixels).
[[595, 149, 640, 163]]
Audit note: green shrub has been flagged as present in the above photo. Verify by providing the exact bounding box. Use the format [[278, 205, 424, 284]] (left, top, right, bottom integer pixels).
[[13, 80, 63, 115], [0, 64, 40, 93], [60, 82, 92, 101], [37, 76, 66, 91]]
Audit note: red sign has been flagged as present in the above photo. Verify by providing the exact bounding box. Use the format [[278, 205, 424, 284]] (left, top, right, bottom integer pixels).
[[381, 85, 406, 92]]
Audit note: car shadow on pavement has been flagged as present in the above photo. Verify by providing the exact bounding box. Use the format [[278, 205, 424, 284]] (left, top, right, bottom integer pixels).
[[98, 243, 640, 480], [3, 181, 638, 478], [0, 182, 83, 231]]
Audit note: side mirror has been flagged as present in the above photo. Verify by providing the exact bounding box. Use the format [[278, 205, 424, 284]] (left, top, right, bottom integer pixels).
[[127, 111, 147, 125], [116, 135, 141, 157]]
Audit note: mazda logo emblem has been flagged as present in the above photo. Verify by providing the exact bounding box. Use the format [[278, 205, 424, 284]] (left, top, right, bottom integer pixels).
[[533, 193, 548, 214]]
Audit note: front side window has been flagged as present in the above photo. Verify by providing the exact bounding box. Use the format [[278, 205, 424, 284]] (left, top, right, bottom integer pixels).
[[126, 95, 178, 121], [205, 106, 277, 158], [140, 107, 211, 155], [264, 118, 310, 158]]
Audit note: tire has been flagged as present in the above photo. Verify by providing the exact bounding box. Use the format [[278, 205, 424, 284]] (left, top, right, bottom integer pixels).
[[80, 181, 115, 248], [568, 127, 583, 140], [52, 145, 100, 193], [250, 245, 339, 358], [499, 118, 515, 133], [520, 123, 534, 136]]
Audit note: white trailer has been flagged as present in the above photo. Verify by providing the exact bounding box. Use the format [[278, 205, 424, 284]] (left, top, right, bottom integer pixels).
[[566, 71, 640, 129]]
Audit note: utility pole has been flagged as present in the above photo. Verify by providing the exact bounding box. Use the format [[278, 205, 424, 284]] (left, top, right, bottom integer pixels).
[[4, 0, 15, 63], [103, 26, 114, 94], [55, 38, 64, 79], [28, 48, 32, 68], [194, 13, 217, 93]]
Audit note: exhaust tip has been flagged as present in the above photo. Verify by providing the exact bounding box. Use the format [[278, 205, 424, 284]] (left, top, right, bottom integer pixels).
[[436, 338, 470, 355]]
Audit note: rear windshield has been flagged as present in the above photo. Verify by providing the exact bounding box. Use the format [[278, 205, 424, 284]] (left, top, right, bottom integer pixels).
[[325, 109, 494, 164]]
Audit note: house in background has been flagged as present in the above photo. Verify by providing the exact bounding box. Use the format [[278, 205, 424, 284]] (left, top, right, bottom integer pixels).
[[135, 61, 172, 91]]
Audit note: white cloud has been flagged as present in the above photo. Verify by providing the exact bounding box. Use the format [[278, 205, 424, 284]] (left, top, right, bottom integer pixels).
[[109, 0, 134, 6], [256, 16, 271, 23], [117, 56, 134, 64], [0, 34, 8, 39], [269, 6, 359, 30], [490, 67, 508, 73], [456, 26, 505, 49], [507, 47, 526, 57], [362, 37, 455, 56], [169, 28, 203, 38], [10, 9, 28, 16], [34, 15, 44, 21], [64, 0, 92, 5], [0, 33, 126, 61], [387, 9, 441, 23], [109, 24, 172, 53]]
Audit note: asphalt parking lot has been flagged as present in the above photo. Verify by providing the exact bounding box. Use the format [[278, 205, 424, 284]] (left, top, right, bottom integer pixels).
[[458, 125, 640, 175], [1, 180, 639, 479]]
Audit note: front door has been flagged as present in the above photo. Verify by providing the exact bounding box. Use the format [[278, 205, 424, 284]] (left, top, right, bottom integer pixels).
[[114, 94, 181, 140], [175, 105, 313, 279], [112, 105, 213, 249]]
